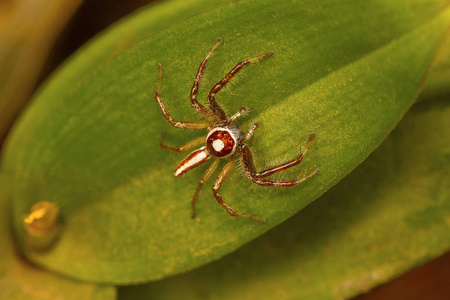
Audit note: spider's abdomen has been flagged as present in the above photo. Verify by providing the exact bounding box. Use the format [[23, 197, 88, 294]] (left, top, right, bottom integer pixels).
[[206, 128, 236, 157]]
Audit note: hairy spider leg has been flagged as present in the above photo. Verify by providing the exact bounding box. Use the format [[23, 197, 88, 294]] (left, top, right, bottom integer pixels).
[[241, 121, 259, 143], [213, 159, 266, 223], [226, 106, 248, 125], [252, 133, 316, 179], [160, 132, 206, 153], [190, 39, 223, 123], [240, 133, 320, 186], [208, 51, 275, 124], [191, 158, 220, 219], [155, 64, 212, 129]]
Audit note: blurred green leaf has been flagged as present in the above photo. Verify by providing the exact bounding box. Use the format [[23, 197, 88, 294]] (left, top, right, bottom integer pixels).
[[418, 29, 450, 101], [0, 0, 84, 142], [0, 0, 448, 284], [118, 96, 450, 300], [0, 189, 116, 299]]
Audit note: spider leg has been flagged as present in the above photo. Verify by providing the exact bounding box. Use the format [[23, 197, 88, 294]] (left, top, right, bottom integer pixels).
[[190, 39, 223, 123], [191, 158, 220, 219], [240, 133, 319, 186], [208, 51, 274, 123], [226, 106, 248, 125], [241, 121, 259, 143], [160, 132, 205, 153], [212, 158, 265, 223], [155, 64, 213, 129]]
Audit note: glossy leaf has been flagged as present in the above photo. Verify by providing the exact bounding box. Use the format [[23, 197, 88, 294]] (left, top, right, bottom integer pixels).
[[118, 96, 450, 299], [0, 188, 116, 299], [1, 0, 449, 284]]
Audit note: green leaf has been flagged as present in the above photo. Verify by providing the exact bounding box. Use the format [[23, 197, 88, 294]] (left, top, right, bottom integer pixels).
[[418, 28, 450, 101], [117, 96, 450, 300], [0, 0, 84, 142], [1, 0, 449, 284], [0, 188, 116, 299]]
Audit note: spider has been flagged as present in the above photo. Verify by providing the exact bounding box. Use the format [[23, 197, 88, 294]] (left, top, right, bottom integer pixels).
[[154, 39, 319, 223]]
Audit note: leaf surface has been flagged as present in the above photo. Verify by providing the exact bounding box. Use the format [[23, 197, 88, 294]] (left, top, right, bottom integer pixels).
[[0, 189, 116, 299], [118, 95, 450, 299], [419, 28, 450, 101], [1, 0, 449, 283]]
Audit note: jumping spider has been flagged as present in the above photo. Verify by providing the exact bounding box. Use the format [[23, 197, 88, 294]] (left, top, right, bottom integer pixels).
[[155, 39, 319, 223]]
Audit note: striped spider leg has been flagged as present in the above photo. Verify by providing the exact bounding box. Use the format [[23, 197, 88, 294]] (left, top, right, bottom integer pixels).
[[154, 39, 319, 223]]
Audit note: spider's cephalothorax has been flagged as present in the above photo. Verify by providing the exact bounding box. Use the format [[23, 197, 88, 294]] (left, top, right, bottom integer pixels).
[[206, 126, 242, 157], [155, 39, 319, 223]]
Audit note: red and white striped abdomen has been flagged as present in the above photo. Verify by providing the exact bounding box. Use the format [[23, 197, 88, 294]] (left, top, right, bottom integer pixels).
[[174, 147, 210, 177]]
